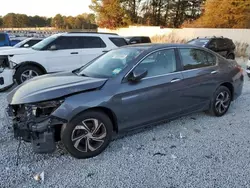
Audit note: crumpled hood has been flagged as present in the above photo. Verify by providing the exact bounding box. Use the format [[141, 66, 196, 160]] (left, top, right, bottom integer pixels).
[[7, 72, 107, 104], [0, 48, 35, 55]]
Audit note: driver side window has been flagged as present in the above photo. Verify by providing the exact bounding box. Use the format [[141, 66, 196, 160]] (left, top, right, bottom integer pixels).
[[134, 49, 177, 78], [47, 37, 81, 50]]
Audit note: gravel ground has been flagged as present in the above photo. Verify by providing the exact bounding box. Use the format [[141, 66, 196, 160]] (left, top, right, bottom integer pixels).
[[0, 58, 250, 188]]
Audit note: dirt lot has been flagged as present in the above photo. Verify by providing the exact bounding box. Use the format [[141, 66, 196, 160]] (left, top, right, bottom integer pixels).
[[0, 58, 249, 188]]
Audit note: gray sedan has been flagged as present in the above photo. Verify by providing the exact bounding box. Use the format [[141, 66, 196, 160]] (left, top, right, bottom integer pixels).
[[6, 44, 244, 159]]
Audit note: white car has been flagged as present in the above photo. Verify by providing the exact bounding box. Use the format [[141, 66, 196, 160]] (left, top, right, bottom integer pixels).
[[0, 38, 43, 51], [0, 32, 127, 91], [246, 57, 250, 78]]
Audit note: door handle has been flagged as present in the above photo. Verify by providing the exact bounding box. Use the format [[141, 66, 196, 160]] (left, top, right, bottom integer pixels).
[[71, 52, 78, 54], [211, 70, 218, 74], [171, 78, 181, 83], [102, 50, 109, 53]]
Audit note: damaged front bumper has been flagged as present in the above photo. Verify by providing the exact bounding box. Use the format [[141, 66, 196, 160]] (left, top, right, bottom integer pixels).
[[0, 68, 15, 91], [5, 105, 65, 154], [0, 55, 15, 91]]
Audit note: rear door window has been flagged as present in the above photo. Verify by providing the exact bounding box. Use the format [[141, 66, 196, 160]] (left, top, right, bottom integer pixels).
[[109, 37, 128, 47], [82, 37, 106, 48], [179, 48, 216, 70]]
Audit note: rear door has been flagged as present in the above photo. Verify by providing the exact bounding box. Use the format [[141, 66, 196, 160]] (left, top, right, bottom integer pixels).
[[178, 48, 219, 113], [113, 48, 185, 130]]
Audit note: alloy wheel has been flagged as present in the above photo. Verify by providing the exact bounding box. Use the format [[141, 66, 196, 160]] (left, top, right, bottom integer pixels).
[[71, 118, 107, 153], [215, 91, 231, 114], [21, 70, 38, 82]]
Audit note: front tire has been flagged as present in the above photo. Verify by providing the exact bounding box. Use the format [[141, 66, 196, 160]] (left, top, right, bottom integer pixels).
[[15, 65, 43, 84], [61, 111, 113, 159], [208, 86, 232, 117]]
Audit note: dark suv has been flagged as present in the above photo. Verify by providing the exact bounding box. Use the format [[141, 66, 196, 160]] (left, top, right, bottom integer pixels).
[[125, 36, 151, 44], [187, 37, 236, 59]]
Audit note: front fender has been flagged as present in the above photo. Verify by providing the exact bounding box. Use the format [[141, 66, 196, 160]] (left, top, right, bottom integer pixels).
[[52, 89, 112, 122]]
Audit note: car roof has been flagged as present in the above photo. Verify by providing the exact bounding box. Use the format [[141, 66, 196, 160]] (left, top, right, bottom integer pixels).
[[192, 37, 230, 40], [125, 36, 150, 38], [120, 43, 198, 50], [59, 32, 121, 38]]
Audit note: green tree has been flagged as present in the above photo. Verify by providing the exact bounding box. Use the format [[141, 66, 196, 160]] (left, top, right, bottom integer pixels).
[[0, 17, 3, 27], [52, 14, 64, 29], [188, 0, 250, 28], [3, 13, 17, 27], [90, 0, 130, 29]]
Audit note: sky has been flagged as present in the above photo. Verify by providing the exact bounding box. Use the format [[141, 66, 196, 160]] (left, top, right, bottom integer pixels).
[[1, 0, 92, 17]]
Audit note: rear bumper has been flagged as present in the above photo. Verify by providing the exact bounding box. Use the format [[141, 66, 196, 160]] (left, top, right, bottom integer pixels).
[[0, 69, 15, 91], [233, 73, 244, 100]]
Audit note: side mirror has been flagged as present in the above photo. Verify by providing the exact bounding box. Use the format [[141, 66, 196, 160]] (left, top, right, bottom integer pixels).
[[23, 44, 29, 48], [49, 44, 57, 51], [128, 69, 147, 82]]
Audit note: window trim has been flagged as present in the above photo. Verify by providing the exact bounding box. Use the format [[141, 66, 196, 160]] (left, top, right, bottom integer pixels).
[[123, 47, 181, 82], [177, 47, 218, 72]]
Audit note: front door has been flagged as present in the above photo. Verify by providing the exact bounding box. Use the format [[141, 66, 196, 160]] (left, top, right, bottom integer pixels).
[[112, 48, 185, 131], [45, 36, 82, 73]]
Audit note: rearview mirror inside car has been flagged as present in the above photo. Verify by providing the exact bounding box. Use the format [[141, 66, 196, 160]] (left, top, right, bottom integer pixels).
[[128, 69, 148, 82]]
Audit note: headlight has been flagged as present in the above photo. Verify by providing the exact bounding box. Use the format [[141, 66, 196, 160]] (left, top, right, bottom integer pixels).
[[28, 100, 64, 117], [9, 59, 16, 68], [0, 55, 10, 72]]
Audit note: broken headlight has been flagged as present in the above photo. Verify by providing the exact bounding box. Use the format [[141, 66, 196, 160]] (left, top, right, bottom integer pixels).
[[29, 100, 64, 117], [0, 55, 10, 73]]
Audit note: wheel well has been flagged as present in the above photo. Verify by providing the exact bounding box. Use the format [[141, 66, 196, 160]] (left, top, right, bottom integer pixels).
[[88, 107, 119, 133], [220, 82, 234, 100], [16, 62, 47, 74], [55, 107, 118, 141]]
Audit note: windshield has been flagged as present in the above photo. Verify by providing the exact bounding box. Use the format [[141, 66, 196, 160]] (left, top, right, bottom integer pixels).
[[188, 39, 210, 47], [14, 38, 30, 48], [78, 48, 145, 78], [32, 34, 59, 50]]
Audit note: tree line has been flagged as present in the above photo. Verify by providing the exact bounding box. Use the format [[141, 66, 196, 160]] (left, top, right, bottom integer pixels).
[[1, 0, 249, 29], [90, 0, 205, 29], [90, 0, 250, 29], [0, 13, 97, 29]]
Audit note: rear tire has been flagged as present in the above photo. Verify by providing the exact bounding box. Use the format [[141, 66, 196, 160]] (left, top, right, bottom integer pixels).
[[208, 86, 232, 117], [61, 111, 113, 159], [15, 65, 43, 84]]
